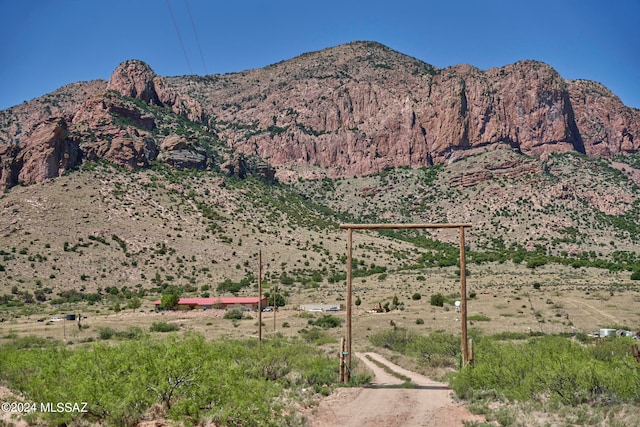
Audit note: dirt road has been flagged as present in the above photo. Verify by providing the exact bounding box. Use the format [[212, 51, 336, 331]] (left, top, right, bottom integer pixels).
[[308, 352, 485, 427]]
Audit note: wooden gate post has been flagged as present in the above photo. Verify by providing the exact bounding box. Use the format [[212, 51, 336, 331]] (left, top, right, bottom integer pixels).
[[460, 226, 469, 366], [339, 338, 346, 382]]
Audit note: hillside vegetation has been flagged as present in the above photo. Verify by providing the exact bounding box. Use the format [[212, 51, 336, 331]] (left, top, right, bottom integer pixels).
[[1, 41, 639, 427]]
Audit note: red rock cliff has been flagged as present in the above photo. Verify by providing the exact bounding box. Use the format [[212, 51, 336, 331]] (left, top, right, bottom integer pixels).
[[0, 41, 638, 187]]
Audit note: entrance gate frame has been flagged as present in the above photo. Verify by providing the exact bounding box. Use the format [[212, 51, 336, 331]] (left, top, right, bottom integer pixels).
[[339, 223, 473, 382]]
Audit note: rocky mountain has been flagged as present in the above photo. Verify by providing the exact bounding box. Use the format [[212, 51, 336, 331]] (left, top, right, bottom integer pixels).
[[0, 41, 638, 189], [1, 42, 640, 306]]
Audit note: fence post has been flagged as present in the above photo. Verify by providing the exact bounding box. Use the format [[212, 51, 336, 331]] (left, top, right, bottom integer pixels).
[[339, 338, 345, 382]]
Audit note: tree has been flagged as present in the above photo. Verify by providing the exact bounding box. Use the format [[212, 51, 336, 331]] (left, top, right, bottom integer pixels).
[[392, 295, 399, 306], [128, 296, 142, 312], [160, 293, 180, 310], [265, 291, 285, 307]]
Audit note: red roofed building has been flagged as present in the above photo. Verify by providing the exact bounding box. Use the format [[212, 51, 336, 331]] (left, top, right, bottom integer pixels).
[[153, 296, 268, 311]]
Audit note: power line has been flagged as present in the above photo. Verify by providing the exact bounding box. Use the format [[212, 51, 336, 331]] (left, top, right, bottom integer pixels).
[[185, 0, 208, 75], [166, 0, 192, 74]]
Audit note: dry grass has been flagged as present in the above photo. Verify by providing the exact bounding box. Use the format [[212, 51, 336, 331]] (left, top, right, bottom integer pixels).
[[0, 154, 639, 427]]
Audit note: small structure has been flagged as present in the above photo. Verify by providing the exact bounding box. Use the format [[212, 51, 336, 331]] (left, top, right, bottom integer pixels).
[[299, 304, 341, 312], [153, 297, 268, 311], [369, 303, 385, 313]]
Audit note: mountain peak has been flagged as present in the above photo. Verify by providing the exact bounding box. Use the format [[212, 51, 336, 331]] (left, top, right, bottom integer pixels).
[[107, 60, 159, 104]]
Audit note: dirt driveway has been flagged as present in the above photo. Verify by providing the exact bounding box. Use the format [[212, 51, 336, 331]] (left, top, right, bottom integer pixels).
[[308, 352, 485, 427]]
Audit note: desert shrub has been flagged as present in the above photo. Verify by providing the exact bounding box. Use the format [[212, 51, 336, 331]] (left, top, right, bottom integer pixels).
[[526, 256, 547, 269], [6, 335, 53, 349], [150, 321, 180, 333], [310, 314, 342, 329], [0, 334, 339, 426], [223, 309, 244, 320], [297, 311, 314, 319], [98, 326, 145, 340], [298, 327, 336, 345], [369, 329, 461, 368], [430, 293, 445, 307], [217, 278, 243, 294], [412, 292, 422, 300], [415, 318, 424, 325], [118, 327, 144, 340], [491, 331, 531, 341], [369, 327, 418, 353], [98, 326, 116, 340], [467, 315, 491, 322], [409, 331, 461, 367], [452, 335, 640, 406]]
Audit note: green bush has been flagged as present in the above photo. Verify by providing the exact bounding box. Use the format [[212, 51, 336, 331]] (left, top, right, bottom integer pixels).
[[369, 329, 461, 368], [526, 256, 547, 269], [452, 335, 640, 406], [150, 321, 180, 333], [298, 327, 337, 345], [0, 334, 339, 426], [412, 293, 421, 300], [369, 327, 418, 353], [223, 309, 244, 320], [98, 326, 116, 340], [430, 293, 445, 307], [160, 293, 180, 309], [467, 314, 491, 322], [311, 314, 342, 329], [97, 326, 145, 340]]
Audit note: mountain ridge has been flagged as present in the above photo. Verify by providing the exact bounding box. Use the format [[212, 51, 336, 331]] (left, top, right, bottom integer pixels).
[[0, 40, 638, 189]]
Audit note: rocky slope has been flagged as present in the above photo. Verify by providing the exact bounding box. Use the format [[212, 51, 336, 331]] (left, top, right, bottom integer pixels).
[[0, 41, 638, 188]]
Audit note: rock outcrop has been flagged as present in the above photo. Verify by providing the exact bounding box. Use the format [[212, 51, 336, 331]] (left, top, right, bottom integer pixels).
[[0, 118, 79, 188], [567, 79, 639, 157], [71, 91, 158, 169], [0, 41, 638, 189], [180, 42, 638, 178], [158, 135, 209, 170], [106, 60, 161, 105], [106, 60, 205, 122]]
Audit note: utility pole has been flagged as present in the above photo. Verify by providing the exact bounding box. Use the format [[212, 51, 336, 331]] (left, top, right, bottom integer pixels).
[[273, 284, 277, 331], [345, 228, 353, 382], [258, 250, 262, 344]]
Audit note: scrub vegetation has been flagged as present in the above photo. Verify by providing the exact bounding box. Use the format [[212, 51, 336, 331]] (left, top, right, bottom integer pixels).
[[0, 333, 351, 426]]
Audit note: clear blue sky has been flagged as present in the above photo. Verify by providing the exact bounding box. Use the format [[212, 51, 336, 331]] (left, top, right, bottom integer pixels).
[[1, 0, 638, 111]]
